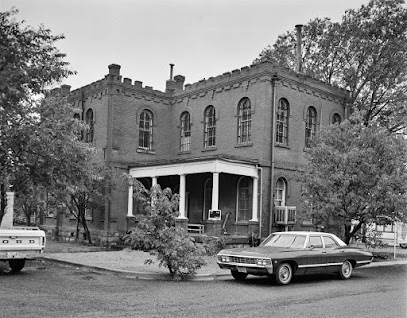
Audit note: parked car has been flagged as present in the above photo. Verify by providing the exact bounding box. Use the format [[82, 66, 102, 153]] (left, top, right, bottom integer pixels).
[[217, 231, 373, 285]]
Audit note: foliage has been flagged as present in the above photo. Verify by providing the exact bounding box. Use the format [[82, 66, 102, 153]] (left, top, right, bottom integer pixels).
[[364, 227, 388, 249], [63, 164, 118, 244], [123, 180, 207, 280], [0, 8, 76, 223], [300, 116, 407, 244], [200, 235, 229, 256], [254, 0, 407, 133]]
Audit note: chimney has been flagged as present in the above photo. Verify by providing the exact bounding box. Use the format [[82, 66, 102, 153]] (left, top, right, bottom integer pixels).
[[295, 24, 303, 73], [108, 64, 121, 76], [60, 84, 71, 95], [166, 63, 185, 93], [169, 63, 174, 80]]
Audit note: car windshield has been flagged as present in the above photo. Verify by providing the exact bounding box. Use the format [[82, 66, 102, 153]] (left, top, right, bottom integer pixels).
[[261, 234, 306, 248]]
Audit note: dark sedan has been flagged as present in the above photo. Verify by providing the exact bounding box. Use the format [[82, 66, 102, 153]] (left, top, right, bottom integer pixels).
[[217, 231, 373, 285]]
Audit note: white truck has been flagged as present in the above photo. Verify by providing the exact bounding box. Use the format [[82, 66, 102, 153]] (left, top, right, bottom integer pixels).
[[0, 226, 46, 272], [1, 192, 46, 272]]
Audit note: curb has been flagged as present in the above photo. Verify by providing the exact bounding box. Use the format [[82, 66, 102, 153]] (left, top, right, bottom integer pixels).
[[40, 256, 231, 281], [39, 256, 407, 282], [364, 260, 407, 268]]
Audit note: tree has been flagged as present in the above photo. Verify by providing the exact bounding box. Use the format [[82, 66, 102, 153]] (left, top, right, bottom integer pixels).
[[124, 180, 207, 280], [255, 0, 407, 133], [64, 164, 118, 244], [300, 116, 407, 244], [0, 8, 75, 223]]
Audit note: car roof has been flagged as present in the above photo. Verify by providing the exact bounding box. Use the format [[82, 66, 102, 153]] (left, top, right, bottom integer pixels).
[[272, 231, 336, 236]]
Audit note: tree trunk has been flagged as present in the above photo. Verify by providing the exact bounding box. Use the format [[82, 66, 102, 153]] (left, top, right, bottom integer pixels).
[[75, 215, 80, 241], [79, 208, 92, 244], [343, 221, 363, 245], [0, 184, 6, 225]]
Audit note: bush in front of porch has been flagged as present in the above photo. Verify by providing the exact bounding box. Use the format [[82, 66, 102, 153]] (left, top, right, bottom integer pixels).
[[123, 180, 207, 280]]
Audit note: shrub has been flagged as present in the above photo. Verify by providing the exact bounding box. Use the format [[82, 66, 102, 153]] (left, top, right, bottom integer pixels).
[[123, 181, 207, 280], [201, 235, 229, 256]]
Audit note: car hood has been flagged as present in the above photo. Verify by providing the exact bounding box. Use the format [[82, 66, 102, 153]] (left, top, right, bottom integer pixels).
[[218, 246, 295, 258]]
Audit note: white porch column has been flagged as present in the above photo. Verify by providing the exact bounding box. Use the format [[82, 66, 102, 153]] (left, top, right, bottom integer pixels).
[[127, 185, 134, 217], [152, 176, 157, 187], [178, 174, 187, 219], [250, 176, 259, 222], [211, 172, 219, 211], [0, 192, 14, 229]]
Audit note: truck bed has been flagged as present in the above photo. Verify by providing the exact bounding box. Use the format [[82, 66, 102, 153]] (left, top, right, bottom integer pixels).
[[0, 227, 46, 260]]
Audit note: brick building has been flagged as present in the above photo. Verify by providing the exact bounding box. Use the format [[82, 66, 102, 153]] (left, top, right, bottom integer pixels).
[[48, 60, 348, 244]]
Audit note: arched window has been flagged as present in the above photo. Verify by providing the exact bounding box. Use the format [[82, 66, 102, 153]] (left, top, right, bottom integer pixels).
[[237, 177, 252, 222], [139, 110, 153, 150], [85, 108, 94, 143], [305, 106, 317, 147], [203, 178, 212, 220], [274, 178, 287, 207], [276, 98, 289, 146], [332, 113, 341, 124], [237, 98, 251, 144], [180, 112, 191, 152], [204, 106, 216, 148], [73, 113, 82, 140]]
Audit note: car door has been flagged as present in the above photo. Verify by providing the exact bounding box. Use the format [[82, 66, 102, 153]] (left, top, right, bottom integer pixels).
[[322, 235, 342, 273], [306, 235, 327, 274]]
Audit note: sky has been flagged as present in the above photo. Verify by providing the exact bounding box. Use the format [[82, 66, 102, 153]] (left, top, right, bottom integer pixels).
[[2, 0, 372, 92]]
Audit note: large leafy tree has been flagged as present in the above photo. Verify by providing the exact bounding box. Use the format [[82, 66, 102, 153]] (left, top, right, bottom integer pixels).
[[255, 0, 407, 133], [300, 117, 407, 244], [8, 93, 95, 226], [0, 9, 99, 226]]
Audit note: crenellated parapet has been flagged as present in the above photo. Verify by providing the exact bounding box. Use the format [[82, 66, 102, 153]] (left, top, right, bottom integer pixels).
[[68, 64, 172, 104], [62, 61, 349, 106], [175, 60, 348, 104]]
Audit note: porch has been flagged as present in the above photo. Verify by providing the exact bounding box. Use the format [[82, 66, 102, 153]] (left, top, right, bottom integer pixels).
[[127, 157, 260, 237]]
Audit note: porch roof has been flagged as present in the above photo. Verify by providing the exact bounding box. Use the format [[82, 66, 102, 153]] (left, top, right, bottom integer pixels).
[[128, 155, 259, 178]]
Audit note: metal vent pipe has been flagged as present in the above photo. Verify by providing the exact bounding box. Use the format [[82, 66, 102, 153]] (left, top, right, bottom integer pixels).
[[295, 24, 303, 73]]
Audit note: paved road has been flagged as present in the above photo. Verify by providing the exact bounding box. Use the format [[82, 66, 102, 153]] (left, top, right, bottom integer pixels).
[[1, 259, 406, 318]]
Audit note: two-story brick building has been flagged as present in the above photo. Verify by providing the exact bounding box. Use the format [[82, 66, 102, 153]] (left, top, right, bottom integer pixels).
[[48, 60, 348, 244]]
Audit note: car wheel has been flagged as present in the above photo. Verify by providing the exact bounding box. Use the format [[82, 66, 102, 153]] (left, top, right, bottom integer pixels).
[[400, 243, 407, 249], [9, 259, 25, 273], [231, 270, 248, 281], [338, 260, 353, 280], [275, 262, 292, 285]]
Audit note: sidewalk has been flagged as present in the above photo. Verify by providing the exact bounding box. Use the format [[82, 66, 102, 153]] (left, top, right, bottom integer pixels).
[[41, 240, 228, 281], [40, 239, 407, 281]]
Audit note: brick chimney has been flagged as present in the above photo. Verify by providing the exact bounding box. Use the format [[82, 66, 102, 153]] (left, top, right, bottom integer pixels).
[[108, 64, 121, 76], [166, 64, 185, 92], [60, 84, 71, 95]]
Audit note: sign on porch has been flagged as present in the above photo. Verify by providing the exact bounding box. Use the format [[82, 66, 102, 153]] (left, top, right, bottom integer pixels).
[[209, 209, 221, 220]]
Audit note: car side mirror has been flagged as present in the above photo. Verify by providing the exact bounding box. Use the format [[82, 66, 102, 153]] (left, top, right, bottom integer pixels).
[[308, 245, 315, 250]]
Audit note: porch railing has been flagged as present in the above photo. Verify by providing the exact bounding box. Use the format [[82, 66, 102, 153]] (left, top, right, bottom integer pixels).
[[274, 206, 296, 225]]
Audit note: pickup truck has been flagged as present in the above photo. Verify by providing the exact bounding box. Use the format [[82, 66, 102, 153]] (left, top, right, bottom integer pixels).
[[0, 227, 46, 272]]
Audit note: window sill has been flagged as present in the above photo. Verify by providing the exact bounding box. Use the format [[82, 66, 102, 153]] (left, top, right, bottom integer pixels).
[[276, 143, 290, 149], [235, 142, 253, 148], [137, 149, 156, 155], [178, 151, 191, 155], [201, 147, 217, 152], [232, 221, 251, 225]]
